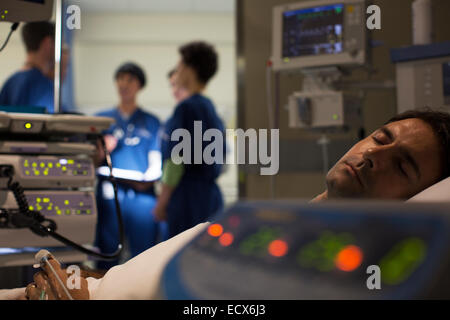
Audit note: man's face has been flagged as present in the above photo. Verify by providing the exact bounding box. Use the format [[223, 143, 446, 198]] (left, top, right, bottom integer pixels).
[[116, 73, 141, 102], [326, 118, 444, 200]]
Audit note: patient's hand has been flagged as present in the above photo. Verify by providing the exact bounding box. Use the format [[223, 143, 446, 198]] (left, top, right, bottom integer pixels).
[[25, 256, 90, 300]]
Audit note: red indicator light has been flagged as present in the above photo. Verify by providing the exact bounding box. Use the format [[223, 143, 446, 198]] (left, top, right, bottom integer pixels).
[[335, 245, 363, 272], [268, 239, 288, 257], [208, 224, 223, 237], [219, 232, 234, 247]]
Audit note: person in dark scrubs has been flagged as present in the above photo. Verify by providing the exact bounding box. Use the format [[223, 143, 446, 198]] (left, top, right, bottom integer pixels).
[[154, 41, 226, 238], [0, 22, 70, 113], [95, 62, 162, 270]]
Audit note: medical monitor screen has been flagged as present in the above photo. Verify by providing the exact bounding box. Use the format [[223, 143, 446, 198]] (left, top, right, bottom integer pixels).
[[443, 62, 450, 105], [282, 4, 344, 58]]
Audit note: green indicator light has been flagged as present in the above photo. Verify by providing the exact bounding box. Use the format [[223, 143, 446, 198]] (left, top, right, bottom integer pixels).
[[333, 114, 339, 120], [336, 7, 342, 13], [64, 200, 69, 205], [48, 163, 53, 168], [76, 210, 81, 215], [24, 122, 32, 129], [379, 237, 427, 285], [83, 171, 88, 175], [73, 170, 78, 175], [65, 209, 71, 215], [79, 202, 84, 206], [283, 57, 290, 63], [87, 209, 91, 214]]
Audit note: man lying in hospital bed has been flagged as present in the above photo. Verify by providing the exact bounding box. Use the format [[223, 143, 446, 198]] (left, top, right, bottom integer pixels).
[[1, 108, 450, 300]]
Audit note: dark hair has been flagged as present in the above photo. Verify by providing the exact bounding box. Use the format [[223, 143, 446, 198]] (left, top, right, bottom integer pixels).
[[386, 108, 450, 180], [179, 41, 218, 84], [167, 68, 177, 79], [114, 62, 147, 88], [21, 21, 55, 52]]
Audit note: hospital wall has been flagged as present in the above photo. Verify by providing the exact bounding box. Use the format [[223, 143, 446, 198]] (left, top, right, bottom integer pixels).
[[237, 0, 450, 200]]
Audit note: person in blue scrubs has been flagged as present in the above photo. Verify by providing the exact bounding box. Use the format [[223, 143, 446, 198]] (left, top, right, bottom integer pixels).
[[0, 22, 69, 113], [154, 41, 226, 238], [95, 62, 162, 270]]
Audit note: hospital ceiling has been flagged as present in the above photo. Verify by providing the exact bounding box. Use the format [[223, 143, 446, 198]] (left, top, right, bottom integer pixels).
[[68, 0, 235, 13]]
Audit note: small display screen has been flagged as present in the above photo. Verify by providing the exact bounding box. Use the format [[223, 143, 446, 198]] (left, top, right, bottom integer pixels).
[[443, 62, 450, 105], [19, 0, 45, 4], [282, 4, 344, 58]]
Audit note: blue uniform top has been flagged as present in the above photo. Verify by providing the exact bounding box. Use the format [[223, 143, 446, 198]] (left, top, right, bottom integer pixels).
[[161, 93, 226, 181], [96, 107, 162, 183], [0, 68, 54, 113]]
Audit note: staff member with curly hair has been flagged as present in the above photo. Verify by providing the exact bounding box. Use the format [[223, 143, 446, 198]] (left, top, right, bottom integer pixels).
[[154, 41, 226, 238]]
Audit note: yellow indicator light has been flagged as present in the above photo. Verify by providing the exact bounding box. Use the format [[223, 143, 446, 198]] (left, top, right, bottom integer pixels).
[[83, 171, 88, 175], [68, 159, 75, 164], [56, 210, 62, 215], [283, 57, 290, 63], [29, 206, 34, 211], [43, 198, 49, 203], [48, 163, 53, 168], [87, 210, 91, 214], [36, 198, 41, 203], [32, 162, 37, 168], [34, 171, 40, 176], [76, 210, 81, 214], [56, 163, 61, 168], [62, 166, 67, 172], [64, 200, 69, 205], [36, 205, 43, 211], [65, 210, 71, 215], [333, 114, 339, 120], [73, 170, 78, 175], [25, 170, 30, 175], [77, 164, 81, 168], [40, 162, 45, 168], [24, 161, 29, 167], [24, 122, 32, 129], [55, 206, 59, 210], [43, 171, 48, 176], [79, 202, 84, 206], [47, 206, 52, 211]]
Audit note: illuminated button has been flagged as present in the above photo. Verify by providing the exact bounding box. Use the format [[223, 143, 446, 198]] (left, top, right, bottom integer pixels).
[[40, 162, 45, 168], [55, 206, 59, 210], [208, 224, 223, 237], [32, 162, 37, 168], [28, 206, 34, 211], [24, 122, 32, 129], [34, 170, 40, 176], [43, 198, 50, 203], [25, 170, 30, 175], [62, 166, 67, 172], [56, 210, 62, 215], [83, 170, 88, 175], [36, 198, 41, 203], [64, 200, 69, 205], [48, 163, 53, 168], [47, 206, 52, 211], [333, 114, 339, 120], [335, 245, 363, 272], [43, 170, 48, 176], [86, 209, 91, 214], [219, 233, 234, 247], [24, 161, 29, 167], [79, 202, 84, 206], [56, 163, 61, 168], [77, 164, 81, 168], [268, 239, 288, 257], [76, 210, 81, 215], [73, 170, 78, 175], [347, 5, 354, 13], [68, 159, 75, 165], [36, 205, 43, 211], [65, 209, 71, 215]]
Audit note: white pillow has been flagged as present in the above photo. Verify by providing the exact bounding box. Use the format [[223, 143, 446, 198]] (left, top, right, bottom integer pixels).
[[408, 177, 450, 202]]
